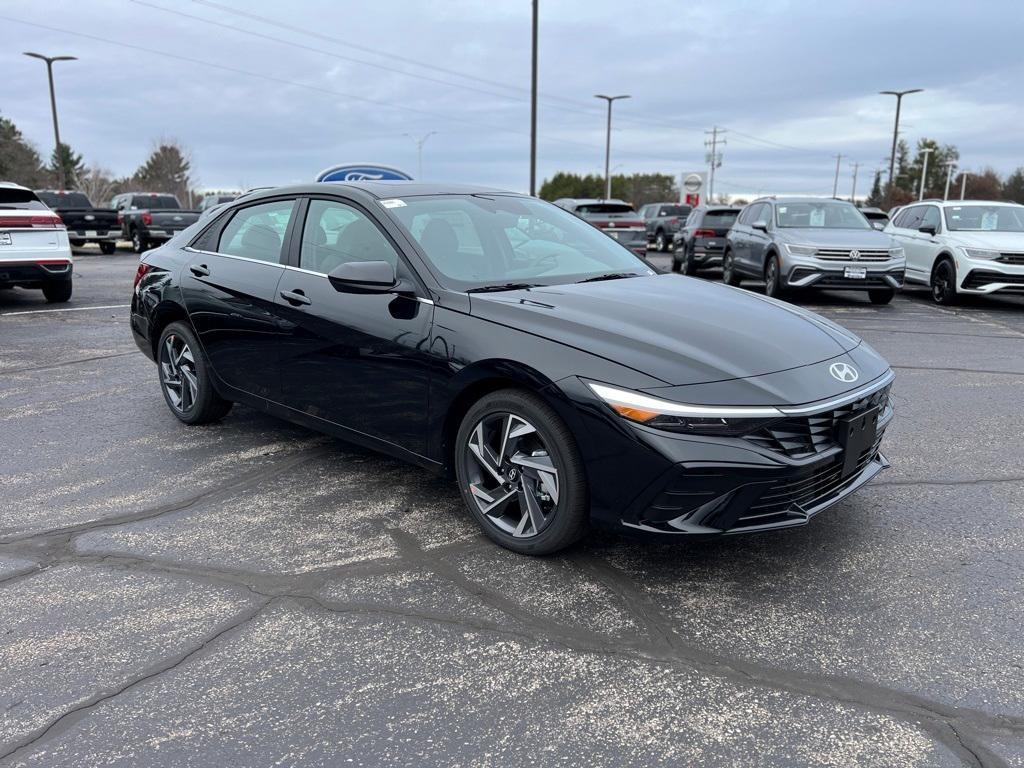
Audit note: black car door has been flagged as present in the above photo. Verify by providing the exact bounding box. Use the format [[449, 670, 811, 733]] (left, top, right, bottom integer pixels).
[[273, 195, 434, 457], [180, 197, 297, 401]]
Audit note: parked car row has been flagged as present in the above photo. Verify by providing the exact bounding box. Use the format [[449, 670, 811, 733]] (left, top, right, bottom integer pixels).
[[660, 196, 1024, 306], [0, 183, 74, 303]]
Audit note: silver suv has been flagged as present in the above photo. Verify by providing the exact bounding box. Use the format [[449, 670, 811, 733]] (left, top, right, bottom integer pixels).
[[723, 197, 906, 304]]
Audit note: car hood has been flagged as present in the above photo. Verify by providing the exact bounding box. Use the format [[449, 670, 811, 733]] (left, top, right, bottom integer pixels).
[[775, 228, 897, 248], [946, 231, 1024, 250], [468, 275, 859, 386]]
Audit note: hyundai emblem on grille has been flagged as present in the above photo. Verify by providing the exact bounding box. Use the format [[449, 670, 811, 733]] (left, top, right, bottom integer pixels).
[[829, 362, 859, 383]]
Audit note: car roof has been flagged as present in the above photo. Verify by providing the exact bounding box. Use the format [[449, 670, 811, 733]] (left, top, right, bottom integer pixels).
[[935, 199, 1021, 207], [559, 198, 631, 206], [0, 181, 31, 190], [248, 181, 521, 200], [752, 196, 856, 204]]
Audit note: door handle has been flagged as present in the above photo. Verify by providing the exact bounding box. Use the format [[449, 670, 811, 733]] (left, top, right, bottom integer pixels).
[[190, 264, 210, 277], [280, 289, 312, 306]]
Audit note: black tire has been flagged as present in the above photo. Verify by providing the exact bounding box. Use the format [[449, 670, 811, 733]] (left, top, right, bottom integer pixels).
[[455, 389, 588, 555], [654, 230, 667, 252], [156, 321, 233, 425], [679, 243, 697, 276], [869, 288, 895, 305], [722, 248, 741, 286], [99, 241, 117, 255], [132, 230, 147, 253], [931, 258, 958, 305], [670, 252, 682, 273], [764, 254, 788, 299], [42, 281, 72, 303], [70, 239, 85, 248]]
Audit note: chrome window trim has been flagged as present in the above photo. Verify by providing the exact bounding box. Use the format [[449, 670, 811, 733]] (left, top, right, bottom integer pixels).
[[779, 369, 895, 415], [280, 264, 433, 305], [182, 246, 286, 268]]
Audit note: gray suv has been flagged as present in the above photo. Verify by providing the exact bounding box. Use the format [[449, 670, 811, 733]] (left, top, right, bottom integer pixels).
[[723, 197, 906, 304]]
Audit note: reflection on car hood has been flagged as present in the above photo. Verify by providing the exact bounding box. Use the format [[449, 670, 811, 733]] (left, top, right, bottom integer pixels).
[[469, 275, 859, 386], [947, 231, 1024, 249], [776, 228, 897, 248]]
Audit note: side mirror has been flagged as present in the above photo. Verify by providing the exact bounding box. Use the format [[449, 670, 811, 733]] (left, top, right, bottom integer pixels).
[[327, 260, 397, 293], [918, 225, 937, 236], [752, 220, 769, 232]]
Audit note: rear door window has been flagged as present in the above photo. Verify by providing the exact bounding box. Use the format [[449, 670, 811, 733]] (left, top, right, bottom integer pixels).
[[895, 206, 924, 230], [218, 199, 296, 263]]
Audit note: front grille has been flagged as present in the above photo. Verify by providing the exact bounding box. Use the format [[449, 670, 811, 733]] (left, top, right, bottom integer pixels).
[[745, 384, 890, 459], [997, 253, 1024, 265], [814, 274, 894, 289], [815, 248, 891, 262], [963, 269, 1024, 290], [733, 430, 885, 528]]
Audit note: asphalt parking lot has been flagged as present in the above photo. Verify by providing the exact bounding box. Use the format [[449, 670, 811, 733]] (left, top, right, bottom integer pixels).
[[2, 250, 1023, 767]]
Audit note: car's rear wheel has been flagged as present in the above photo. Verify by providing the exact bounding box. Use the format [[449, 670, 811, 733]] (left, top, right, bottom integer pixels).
[[679, 244, 697, 276], [722, 248, 741, 286], [764, 255, 787, 299], [132, 231, 147, 253], [869, 288, 895, 305], [455, 389, 587, 555], [99, 241, 117, 255], [42, 281, 72, 303], [931, 258, 958, 305], [157, 321, 232, 425]]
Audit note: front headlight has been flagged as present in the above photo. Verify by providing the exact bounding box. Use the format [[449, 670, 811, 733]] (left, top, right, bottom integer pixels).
[[962, 247, 1000, 260], [784, 244, 817, 256], [889, 247, 904, 259], [587, 382, 783, 436]]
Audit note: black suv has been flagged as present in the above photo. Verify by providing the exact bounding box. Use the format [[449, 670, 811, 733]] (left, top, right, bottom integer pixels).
[[672, 205, 741, 274]]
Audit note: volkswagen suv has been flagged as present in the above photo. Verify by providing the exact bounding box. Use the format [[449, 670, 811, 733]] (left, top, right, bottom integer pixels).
[[723, 197, 905, 304], [884, 200, 1024, 304]]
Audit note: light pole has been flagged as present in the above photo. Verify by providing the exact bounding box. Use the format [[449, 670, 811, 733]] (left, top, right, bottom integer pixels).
[[850, 161, 860, 203], [918, 147, 934, 200], [23, 51, 77, 189], [943, 160, 956, 200], [594, 94, 630, 200], [404, 132, 437, 180], [529, 0, 538, 196], [832, 154, 843, 198], [879, 89, 923, 192], [960, 172, 969, 200]]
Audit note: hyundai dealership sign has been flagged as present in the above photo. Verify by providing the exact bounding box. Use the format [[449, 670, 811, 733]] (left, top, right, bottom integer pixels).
[[316, 164, 413, 183]]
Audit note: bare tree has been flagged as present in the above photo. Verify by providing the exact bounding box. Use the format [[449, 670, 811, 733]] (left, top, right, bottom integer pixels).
[[78, 165, 117, 206]]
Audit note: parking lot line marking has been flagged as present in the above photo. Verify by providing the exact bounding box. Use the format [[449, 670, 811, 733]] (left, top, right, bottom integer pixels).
[[0, 304, 130, 317]]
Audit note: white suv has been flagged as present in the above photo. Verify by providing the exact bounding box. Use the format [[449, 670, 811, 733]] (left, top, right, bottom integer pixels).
[[0, 182, 74, 303], [885, 200, 1024, 304]]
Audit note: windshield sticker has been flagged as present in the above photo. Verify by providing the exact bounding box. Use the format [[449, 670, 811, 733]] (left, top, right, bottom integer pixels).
[[981, 211, 998, 230], [380, 199, 406, 208], [809, 208, 825, 227]]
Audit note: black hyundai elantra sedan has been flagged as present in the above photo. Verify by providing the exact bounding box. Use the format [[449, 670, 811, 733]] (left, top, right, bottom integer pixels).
[[130, 182, 894, 555]]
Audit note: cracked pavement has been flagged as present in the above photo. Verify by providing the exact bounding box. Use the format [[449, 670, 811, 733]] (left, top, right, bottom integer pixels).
[[1, 251, 1022, 767]]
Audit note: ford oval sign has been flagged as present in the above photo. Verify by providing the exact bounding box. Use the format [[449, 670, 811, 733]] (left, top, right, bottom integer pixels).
[[316, 164, 413, 183]]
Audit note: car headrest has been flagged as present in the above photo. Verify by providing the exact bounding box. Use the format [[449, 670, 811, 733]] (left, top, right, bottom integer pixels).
[[241, 224, 281, 252], [420, 219, 459, 255]]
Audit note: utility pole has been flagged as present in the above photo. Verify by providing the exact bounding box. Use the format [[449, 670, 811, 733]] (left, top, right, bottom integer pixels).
[[850, 161, 860, 203], [918, 147, 934, 200], [23, 51, 78, 190], [704, 126, 726, 202], [832, 154, 843, 198], [943, 160, 956, 200], [879, 89, 924, 191], [529, 0, 538, 196], [594, 94, 630, 200], [960, 172, 969, 200], [403, 132, 437, 180]]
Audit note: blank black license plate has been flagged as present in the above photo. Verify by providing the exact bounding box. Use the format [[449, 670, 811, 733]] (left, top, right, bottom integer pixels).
[[836, 406, 879, 478]]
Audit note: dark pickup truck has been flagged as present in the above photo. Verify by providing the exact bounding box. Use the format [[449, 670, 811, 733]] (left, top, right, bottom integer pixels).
[[638, 202, 692, 252], [110, 193, 201, 252], [35, 190, 120, 254]]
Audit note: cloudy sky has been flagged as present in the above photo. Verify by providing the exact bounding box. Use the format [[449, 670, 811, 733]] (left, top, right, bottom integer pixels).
[[3, 0, 1022, 198]]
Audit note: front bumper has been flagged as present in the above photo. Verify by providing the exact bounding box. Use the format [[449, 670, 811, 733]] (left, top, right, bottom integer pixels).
[[957, 256, 1024, 294], [782, 253, 905, 291]]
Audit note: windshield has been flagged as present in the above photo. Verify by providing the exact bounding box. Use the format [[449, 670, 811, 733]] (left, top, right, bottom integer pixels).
[[387, 195, 652, 290], [36, 191, 93, 209], [576, 203, 634, 216], [775, 201, 871, 230], [656, 205, 689, 217], [0, 188, 47, 210], [944, 205, 1024, 232]]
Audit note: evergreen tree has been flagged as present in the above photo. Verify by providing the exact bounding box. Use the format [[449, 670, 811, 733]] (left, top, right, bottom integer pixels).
[[132, 141, 193, 204], [49, 142, 86, 189], [0, 114, 47, 187], [1002, 168, 1024, 204]]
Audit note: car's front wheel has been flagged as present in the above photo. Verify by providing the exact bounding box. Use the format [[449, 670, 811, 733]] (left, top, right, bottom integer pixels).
[[764, 254, 788, 299], [157, 321, 233, 424], [455, 389, 588, 555], [722, 248, 741, 286], [869, 288, 895, 305], [931, 258, 958, 305], [132, 231, 147, 253]]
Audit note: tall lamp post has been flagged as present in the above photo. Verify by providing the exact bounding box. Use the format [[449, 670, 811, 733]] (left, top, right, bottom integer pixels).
[[594, 94, 630, 200], [404, 132, 437, 180], [943, 160, 957, 201], [529, 0, 538, 196], [23, 52, 77, 190], [918, 147, 934, 200], [879, 88, 923, 192]]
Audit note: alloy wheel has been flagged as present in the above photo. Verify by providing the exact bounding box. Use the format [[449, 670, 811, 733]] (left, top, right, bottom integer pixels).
[[160, 333, 199, 413], [766, 259, 779, 295], [932, 261, 954, 303], [463, 412, 559, 538], [655, 232, 666, 251]]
